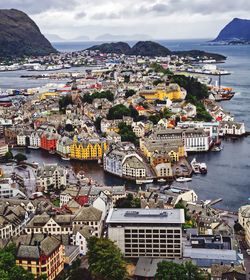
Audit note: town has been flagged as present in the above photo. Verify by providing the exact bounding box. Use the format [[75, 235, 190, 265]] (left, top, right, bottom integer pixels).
[[0, 47, 249, 280]]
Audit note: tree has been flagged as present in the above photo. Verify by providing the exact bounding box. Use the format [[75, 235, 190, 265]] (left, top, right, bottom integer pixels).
[[69, 268, 92, 280], [116, 193, 141, 208], [107, 104, 131, 120], [65, 123, 74, 132], [155, 260, 207, 280], [59, 95, 73, 113], [94, 117, 102, 132], [87, 237, 127, 280], [4, 151, 13, 161], [14, 153, 27, 163], [118, 122, 138, 145], [0, 245, 34, 280], [125, 89, 136, 98], [82, 91, 114, 104], [155, 261, 187, 280]]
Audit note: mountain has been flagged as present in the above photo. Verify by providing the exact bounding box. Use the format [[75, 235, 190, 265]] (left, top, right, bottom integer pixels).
[[95, 33, 152, 41], [87, 41, 225, 60], [0, 9, 57, 57], [213, 18, 250, 43], [72, 35, 90, 41], [87, 41, 170, 56], [131, 41, 171, 56], [88, 42, 131, 54], [45, 33, 66, 42]]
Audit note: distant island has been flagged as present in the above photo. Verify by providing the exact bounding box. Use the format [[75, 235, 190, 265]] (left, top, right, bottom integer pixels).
[[94, 33, 152, 41], [213, 18, 250, 45], [0, 9, 56, 57], [87, 41, 226, 61]]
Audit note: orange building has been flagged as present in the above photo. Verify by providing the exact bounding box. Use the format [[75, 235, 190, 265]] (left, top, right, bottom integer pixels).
[[40, 133, 58, 151]]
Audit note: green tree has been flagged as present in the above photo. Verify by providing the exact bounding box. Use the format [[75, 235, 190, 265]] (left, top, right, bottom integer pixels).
[[155, 260, 207, 280], [155, 261, 187, 280], [116, 193, 141, 208], [94, 117, 102, 132], [4, 151, 13, 161], [118, 122, 138, 145], [0, 245, 34, 280], [69, 268, 92, 280], [14, 153, 27, 163], [107, 104, 131, 120], [125, 89, 136, 98], [82, 90, 114, 104], [65, 123, 74, 132], [59, 95, 73, 113], [87, 237, 127, 280]]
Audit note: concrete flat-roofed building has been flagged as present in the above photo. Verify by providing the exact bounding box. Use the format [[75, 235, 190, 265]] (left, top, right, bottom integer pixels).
[[106, 208, 185, 258]]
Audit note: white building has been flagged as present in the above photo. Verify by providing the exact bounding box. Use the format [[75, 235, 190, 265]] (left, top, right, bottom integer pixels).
[[36, 163, 67, 192], [0, 141, 8, 157], [17, 133, 27, 146], [72, 226, 93, 255], [153, 128, 210, 152], [107, 208, 185, 258], [104, 146, 146, 179], [219, 121, 246, 136], [238, 205, 250, 246], [29, 131, 41, 148], [132, 122, 145, 138], [56, 136, 72, 157]]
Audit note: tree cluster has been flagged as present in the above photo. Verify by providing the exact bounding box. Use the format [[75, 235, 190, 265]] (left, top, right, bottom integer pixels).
[[171, 75, 212, 121], [116, 193, 141, 208], [0, 245, 34, 280], [82, 90, 114, 104], [150, 62, 173, 75], [59, 95, 73, 113], [87, 237, 127, 280], [118, 122, 138, 145], [155, 260, 207, 280], [107, 104, 139, 121]]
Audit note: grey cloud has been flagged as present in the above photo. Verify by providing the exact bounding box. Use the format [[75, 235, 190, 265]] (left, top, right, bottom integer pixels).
[[0, 0, 80, 14], [75, 11, 87, 19], [91, 12, 120, 20]]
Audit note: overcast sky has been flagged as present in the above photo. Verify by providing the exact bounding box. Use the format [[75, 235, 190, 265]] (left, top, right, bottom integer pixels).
[[1, 0, 250, 40]]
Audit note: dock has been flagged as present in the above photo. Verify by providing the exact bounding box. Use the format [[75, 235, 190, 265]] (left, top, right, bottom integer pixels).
[[208, 198, 223, 206]]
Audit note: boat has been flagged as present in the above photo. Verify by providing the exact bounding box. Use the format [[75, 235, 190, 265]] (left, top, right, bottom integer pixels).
[[176, 177, 192, 182], [158, 178, 167, 183], [28, 146, 40, 149], [191, 158, 207, 174], [199, 163, 207, 174], [190, 158, 201, 174], [211, 145, 223, 152], [61, 156, 70, 161], [136, 179, 154, 185]]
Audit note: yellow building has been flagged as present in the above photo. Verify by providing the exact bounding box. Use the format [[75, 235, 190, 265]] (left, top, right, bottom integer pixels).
[[70, 137, 108, 160], [140, 138, 186, 164], [139, 83, 185, 102], [16, 236, 64, 280]]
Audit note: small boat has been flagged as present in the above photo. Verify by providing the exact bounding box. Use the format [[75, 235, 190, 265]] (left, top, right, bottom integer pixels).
[[190, 158, 201, 174], [211, 145, 223, 152], [61, 157, 70, 161], [199, 163, 207, 174], [176, 177, 192, 182], [158, 178, 167, 183], [191, 158, 207, 174], [28, 146, 40, 149]]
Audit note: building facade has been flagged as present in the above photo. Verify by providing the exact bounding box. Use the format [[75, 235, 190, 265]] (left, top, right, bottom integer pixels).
[[107, 208, 185, 258]]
